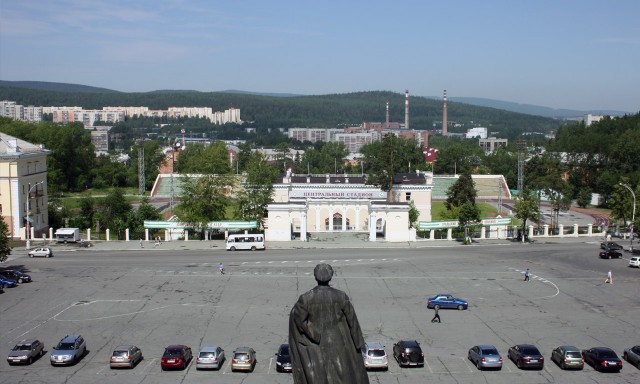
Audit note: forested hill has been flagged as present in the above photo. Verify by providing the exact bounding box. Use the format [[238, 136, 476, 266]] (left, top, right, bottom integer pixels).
[[0, 83, 561, 139]]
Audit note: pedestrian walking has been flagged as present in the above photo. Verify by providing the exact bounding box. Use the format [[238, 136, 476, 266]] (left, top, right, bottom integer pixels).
[[219, 262, 225, 275], [431, 307, 441, 323], [524, 268, 530, 282], [139, 238, 144, 248], [605, 270, 613, 284]]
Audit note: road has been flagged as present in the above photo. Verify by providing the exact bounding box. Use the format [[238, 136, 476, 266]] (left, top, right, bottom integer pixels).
[[1, 241, 639, 383]]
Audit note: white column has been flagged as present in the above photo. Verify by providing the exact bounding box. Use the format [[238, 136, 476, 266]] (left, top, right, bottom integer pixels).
[[573, 224, 579, 237], [559, 224, 564, 237], [447, 228, 452, 240], [301, 212, 307, 241], [341, 205, 347, 231], [106, 229, 110, 241], [315, 205, 321, 231], [528, 225, 534, 239], [184, 230, 189, 241], [125, 228, 130, 241], [86, 228, 91, 241], [544, 225, 549, 237], [480, 226, 486, 239], [49, 227, 54, 241], [588, 224, 593, 236], [430, 229, 435, 240], [30, 227, 34, 240], [145, 228, 149, 241], [369, 211, 377, 241], [355, 205, 361, 231]]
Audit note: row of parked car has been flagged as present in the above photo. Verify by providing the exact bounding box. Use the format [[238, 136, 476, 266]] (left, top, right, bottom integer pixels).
[[7, 334, 640, 374], [599, 241, 640, 266], [0, 268, 33, 293], [6, 335, 288, 373]]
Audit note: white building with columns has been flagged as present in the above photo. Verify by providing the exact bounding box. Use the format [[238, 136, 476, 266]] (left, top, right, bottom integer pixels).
[[265, 170, 433, 242]]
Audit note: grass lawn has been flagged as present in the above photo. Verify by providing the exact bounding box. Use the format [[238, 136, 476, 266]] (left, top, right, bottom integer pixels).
[[431, 202, 506, 221]]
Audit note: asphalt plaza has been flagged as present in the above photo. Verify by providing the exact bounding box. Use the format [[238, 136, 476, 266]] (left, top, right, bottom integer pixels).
[[1, 240, 639, 384]]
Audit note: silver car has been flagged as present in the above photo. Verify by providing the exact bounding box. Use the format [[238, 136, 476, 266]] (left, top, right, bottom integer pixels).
[[7, 339, 45, 365], [362, 342, 388, 370], [50, 335, 86, 366], [196, 346, 225, 370], [110, 345, 143, 369], [551, 345, 583, 370], [28, 247, 53, 258], [623, 345, 640, 369], [468, 345, 503, 370]]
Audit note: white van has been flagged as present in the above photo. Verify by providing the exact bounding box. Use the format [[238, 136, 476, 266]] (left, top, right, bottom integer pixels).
[[226, 234, 265, 251]]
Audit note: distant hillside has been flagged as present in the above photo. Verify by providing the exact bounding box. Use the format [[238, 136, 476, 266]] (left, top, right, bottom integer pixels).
[[444, 96, 630, 118], [0, 81, 564, 139], [0, 80, 119, 93]]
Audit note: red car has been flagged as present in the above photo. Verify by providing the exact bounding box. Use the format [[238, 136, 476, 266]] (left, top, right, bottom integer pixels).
[[161, 345, 192, 370]]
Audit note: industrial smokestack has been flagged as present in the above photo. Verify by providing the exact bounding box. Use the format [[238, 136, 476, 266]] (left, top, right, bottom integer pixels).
[[385, 101, 389, 128], [404, 89, 409, 129], [442, 90, 448, 136]]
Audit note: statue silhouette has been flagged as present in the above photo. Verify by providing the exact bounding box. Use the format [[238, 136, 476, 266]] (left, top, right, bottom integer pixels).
[[289, 263, 369, 384]]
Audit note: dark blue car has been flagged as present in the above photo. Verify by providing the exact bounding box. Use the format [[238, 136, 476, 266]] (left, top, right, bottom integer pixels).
[[0, 274, 18, 288], [427, 294, 468, 310]]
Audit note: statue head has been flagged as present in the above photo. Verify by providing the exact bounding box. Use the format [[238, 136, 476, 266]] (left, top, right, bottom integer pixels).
[[314, 263, 333, 284]]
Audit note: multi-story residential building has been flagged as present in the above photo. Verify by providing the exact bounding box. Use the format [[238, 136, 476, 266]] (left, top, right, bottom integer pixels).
[[334, 131, 380, 153], [0, 132, 51, 240], [90, 127, 111, 156], [1, 101, 43, 122]]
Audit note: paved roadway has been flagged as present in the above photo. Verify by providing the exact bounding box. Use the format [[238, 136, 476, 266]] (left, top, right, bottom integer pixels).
[[1, 241, 639, 384]]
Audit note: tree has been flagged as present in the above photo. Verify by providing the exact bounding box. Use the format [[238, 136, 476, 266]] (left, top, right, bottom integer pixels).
[[361, 134, 424, 201], [576, 187, 593, 208], [177, 175, 230, 236], [128, 197, 161, 238], [408, 200, 420, 229], [97, 189, 132, 234], [0, 218, 12, 261], [513, 191, 541, 243], [236, 153, 278, 227], [445, 169, 477, 210], [458, 202, 481, 244], [175, 142, 230, 174]]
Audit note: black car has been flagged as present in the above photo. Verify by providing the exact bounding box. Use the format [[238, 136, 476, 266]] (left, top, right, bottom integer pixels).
[[1, 269, 32, 283], [599, 249, 622, 259], [600, 242, 623, 251], [275, 344, 292, 373], [508, 344, 544, 369], [582, 347, 622, 372], [393, 340, 424, 367]]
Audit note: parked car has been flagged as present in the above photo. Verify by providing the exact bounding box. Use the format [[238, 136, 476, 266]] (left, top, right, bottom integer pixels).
[[508, 344, 544, 369], [1, 269, 32, 283], [7, 339, 45, 365], [50, 335, 86, 366], [362, 342, 388, 370], [109, 345, 143, 369], [393, 340, 424, 367], [468, 345, 503, 370], [551, 345, 584, 370], [28, 247, 53, 258], [0, 274, 17, 288], [629, 256, 640, 268], [426, 294, 468, 310], [599, 249, 622, 259], [231, 347, 257, 372], [161, 345, 192, 370], [275, 344, 292, 373], [600, 242, 623, 250], [582, 347, 622, 372], [196, 345, 225, 370], [623, 345, 640, 369]]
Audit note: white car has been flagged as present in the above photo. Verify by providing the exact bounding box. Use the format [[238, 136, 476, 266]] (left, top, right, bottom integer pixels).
[[629, 256, 640, 268], [28, 247, 53, 258]]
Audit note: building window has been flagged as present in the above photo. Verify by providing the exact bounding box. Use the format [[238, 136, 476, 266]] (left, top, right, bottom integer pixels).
[[405, 192, 412, 201]]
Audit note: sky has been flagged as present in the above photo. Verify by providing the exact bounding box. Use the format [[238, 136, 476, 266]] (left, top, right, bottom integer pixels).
[[1, 0, 639, 112]]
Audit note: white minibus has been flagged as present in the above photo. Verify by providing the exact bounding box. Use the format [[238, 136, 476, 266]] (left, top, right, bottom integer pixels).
[[226, 234, 265, 251]]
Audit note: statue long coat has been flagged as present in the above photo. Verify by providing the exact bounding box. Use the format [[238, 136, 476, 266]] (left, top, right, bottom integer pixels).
[[289, 285, 369, 384]]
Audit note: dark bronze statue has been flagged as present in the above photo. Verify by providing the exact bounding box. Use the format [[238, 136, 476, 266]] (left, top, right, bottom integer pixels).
[[289, 263, 369, 384]]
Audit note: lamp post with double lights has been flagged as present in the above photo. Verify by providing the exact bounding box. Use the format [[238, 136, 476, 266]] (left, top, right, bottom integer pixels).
[[26, 181, 44, 250], [619, 182, 636, 251]]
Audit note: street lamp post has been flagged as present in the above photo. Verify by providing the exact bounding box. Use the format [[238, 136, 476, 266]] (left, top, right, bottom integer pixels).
[[26, 181, 44, 250], [619, 182, 636, 251]]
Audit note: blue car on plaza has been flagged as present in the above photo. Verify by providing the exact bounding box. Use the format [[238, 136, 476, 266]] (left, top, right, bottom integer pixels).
[[427, 294, 468, 310], [0, 274, 18, 288]]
